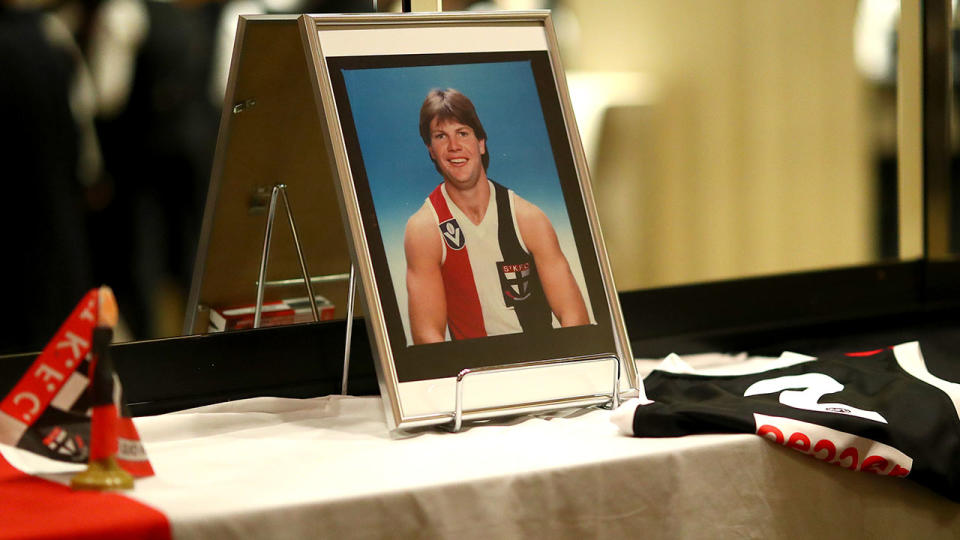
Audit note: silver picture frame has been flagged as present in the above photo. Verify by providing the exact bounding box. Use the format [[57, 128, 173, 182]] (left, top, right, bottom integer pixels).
[[300, 11, 638, 430]]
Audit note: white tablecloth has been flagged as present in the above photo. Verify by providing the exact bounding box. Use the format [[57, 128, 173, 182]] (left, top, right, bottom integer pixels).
[[5, 356, 960, 539]]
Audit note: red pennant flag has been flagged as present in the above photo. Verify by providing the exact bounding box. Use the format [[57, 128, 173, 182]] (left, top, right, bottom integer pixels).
[[0, 289, 153, 477]]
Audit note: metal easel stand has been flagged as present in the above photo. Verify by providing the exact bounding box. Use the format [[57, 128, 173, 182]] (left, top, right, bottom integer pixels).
[[451, 353, 622, 432], [254, 184, 319, 327], [253, 183, 357, 396]]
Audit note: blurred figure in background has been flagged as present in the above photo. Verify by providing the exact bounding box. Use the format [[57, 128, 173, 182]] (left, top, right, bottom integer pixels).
[[1, 0, 377, 352], [85, 0, 375, 339], [0, 0, 97, 353], [86, 0, 223, 338]]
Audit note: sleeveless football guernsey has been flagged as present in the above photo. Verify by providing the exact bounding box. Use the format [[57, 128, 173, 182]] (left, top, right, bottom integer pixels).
[[612, 342, 960, 500], [426, 180, 552, 340]]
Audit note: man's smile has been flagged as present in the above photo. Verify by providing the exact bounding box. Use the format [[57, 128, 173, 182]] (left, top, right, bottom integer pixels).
[[428, 117, 486, 188]]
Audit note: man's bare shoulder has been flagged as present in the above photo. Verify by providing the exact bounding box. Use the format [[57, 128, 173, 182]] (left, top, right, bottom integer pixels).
[[512, 194, 553, 236], [405, 201, 436, 238], [405, 201, 442, 264]]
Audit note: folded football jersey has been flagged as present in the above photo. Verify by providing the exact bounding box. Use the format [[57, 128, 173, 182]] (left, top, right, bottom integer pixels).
[[612, 342, 960, 501]]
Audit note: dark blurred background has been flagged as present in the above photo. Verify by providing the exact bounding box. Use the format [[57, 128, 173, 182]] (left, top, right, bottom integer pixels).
[[0, 0, 376, 354]]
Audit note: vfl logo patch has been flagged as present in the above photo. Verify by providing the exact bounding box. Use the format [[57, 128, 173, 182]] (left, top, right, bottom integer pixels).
[[439, 219, 465, 250], [499, 261, 533, 305]]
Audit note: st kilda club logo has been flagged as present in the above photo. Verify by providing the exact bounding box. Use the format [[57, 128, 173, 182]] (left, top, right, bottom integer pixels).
[[439, 219, 465, 250], [499, 260, 533, 306], [41, 425, 89, 462]]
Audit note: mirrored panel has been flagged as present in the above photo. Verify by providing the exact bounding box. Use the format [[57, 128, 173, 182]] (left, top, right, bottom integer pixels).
[[1, 1, 927, 355]]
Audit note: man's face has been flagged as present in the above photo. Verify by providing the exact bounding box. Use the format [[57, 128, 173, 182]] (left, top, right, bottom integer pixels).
[[427, 117, 487, 190]]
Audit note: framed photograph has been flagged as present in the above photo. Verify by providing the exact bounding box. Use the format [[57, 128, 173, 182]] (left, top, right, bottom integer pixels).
[[301, 11, 637, 429]]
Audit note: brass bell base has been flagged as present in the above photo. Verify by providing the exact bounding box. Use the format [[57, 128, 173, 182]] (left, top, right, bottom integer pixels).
[[71, 456, 134, 490]]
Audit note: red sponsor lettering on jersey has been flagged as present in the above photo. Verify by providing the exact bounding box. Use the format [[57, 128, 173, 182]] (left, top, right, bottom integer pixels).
[[757, 423, 912, 477]]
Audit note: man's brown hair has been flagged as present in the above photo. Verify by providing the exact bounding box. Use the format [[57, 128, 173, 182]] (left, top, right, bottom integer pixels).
[[419, 88, 490, 170]]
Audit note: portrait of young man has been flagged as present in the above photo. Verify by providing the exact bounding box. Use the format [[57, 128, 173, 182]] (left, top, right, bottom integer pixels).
[[404, 88, 590, 344], [325, 32, 634, 420]]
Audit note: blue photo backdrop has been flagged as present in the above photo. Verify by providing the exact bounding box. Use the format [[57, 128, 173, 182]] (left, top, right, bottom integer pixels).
[[340, 59, 590, 344]]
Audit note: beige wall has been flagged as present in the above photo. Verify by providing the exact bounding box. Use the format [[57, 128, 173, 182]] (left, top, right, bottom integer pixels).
[[564, 0, 879, 290]]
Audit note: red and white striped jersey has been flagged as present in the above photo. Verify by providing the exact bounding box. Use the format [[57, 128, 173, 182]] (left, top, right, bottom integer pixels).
[[425, 180, 552, 340]]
